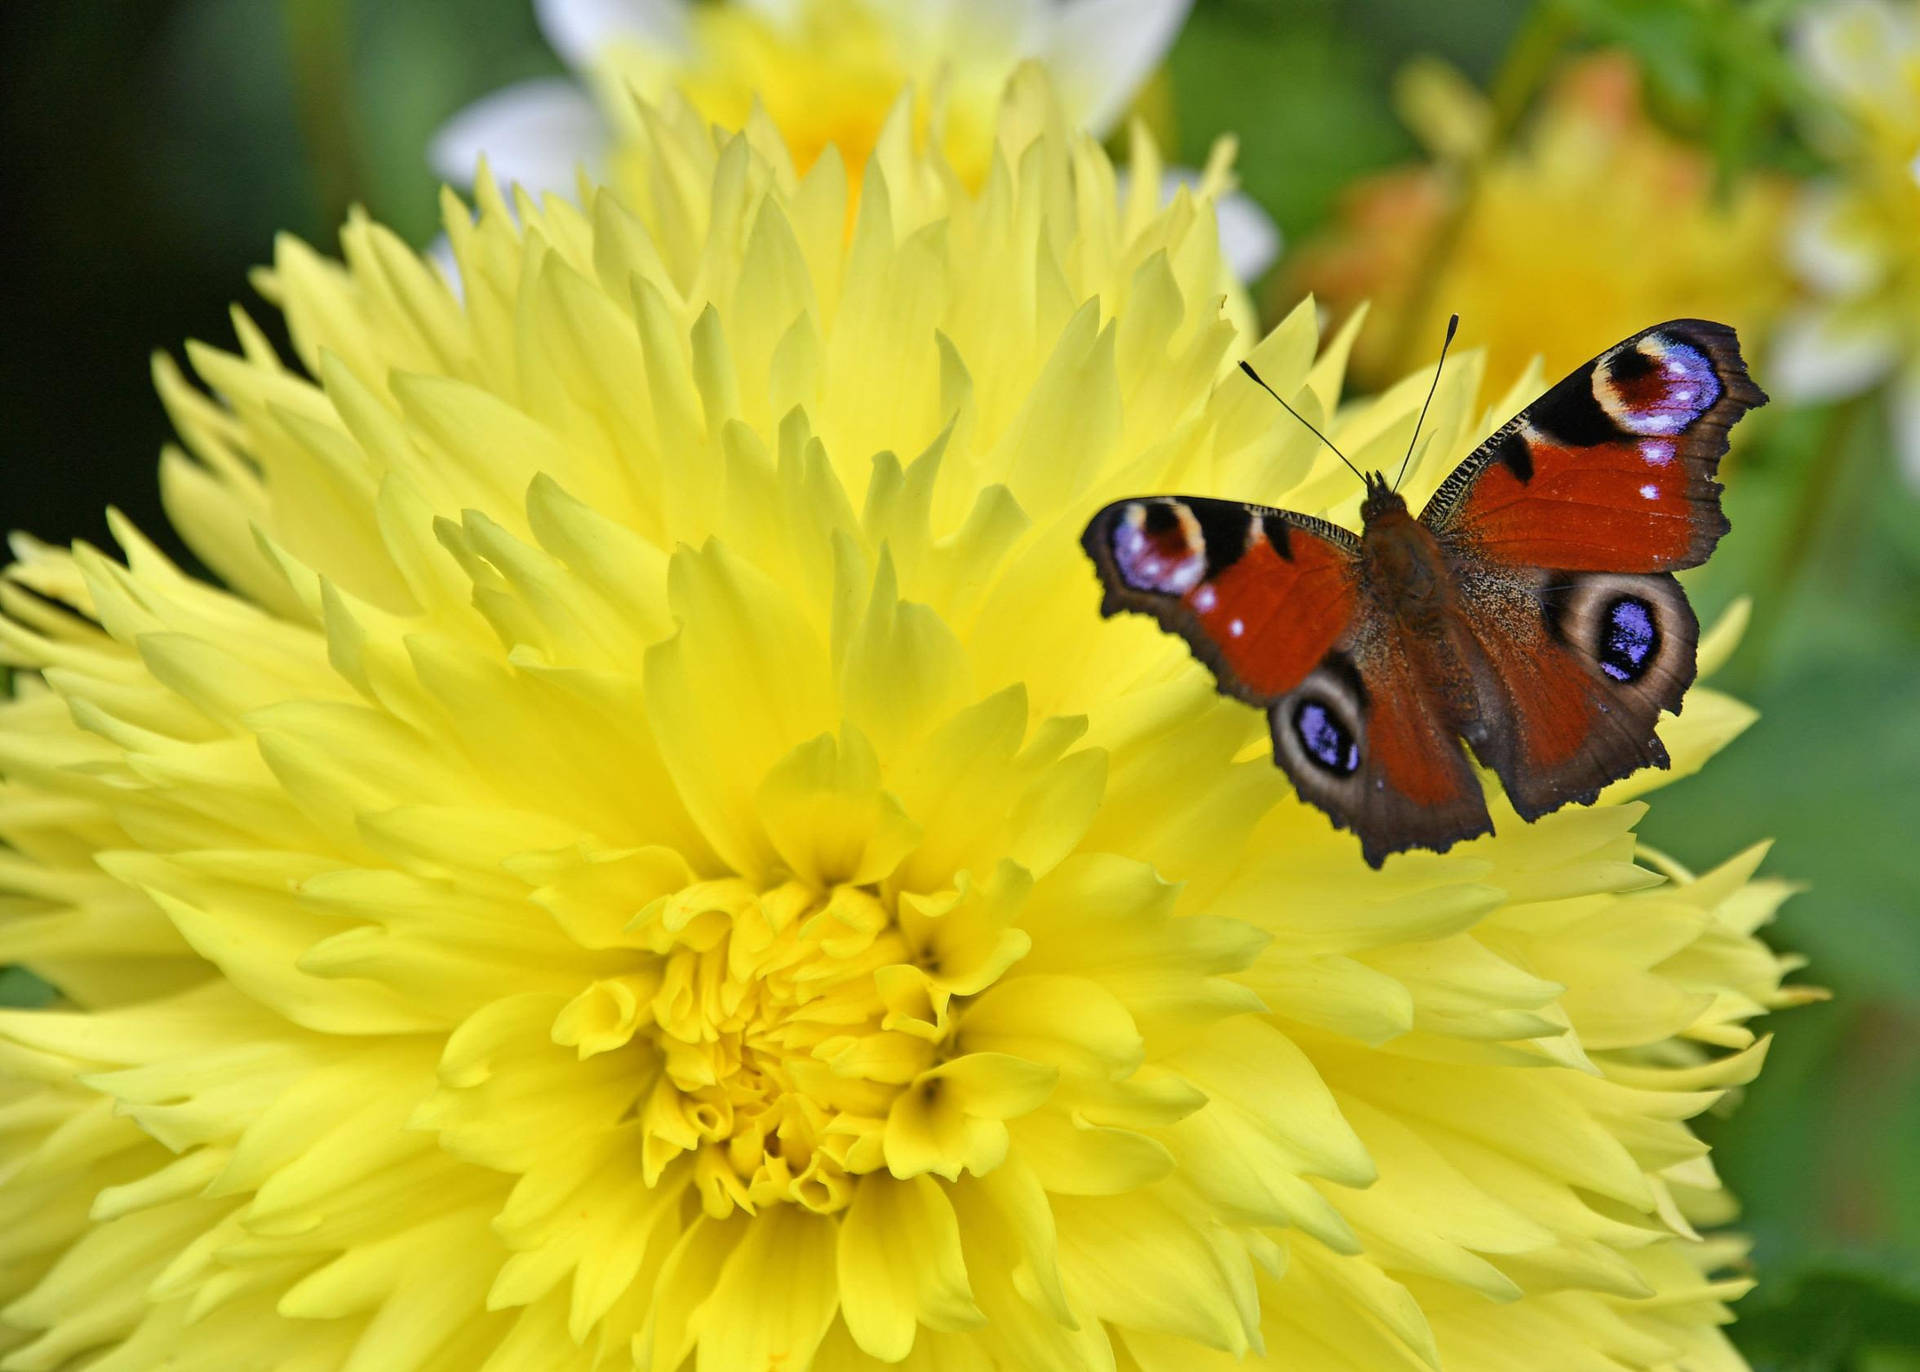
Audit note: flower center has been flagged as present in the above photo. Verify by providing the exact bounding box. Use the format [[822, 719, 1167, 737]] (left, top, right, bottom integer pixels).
[[561, 879, 943, 1216], [600, 0, 999, 190]]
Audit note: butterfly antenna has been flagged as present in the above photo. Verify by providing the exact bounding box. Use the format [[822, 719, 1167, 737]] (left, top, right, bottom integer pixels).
[[1236, 360, 1368, 487], [1394, 313, 1460, 492]]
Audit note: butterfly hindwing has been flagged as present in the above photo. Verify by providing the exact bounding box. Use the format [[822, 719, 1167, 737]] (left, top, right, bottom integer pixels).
[[1452, 564, 1699, 821], [1422, 319, 1766, 572], [1275, 627, 1493, 867]]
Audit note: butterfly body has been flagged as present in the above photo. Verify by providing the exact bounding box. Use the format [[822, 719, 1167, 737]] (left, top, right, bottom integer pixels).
[[1083, 320, 1766, 867]]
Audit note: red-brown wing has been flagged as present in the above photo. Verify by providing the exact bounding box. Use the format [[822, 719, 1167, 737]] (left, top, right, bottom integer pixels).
[[1451, 563, 1699, 821], [1415, 320, 1760, 819], [1080, 496, 1360, 702], [1270, 627, 1491, 868], [1421, 320, 1767, 572], [1082, 496, 1493, 867]]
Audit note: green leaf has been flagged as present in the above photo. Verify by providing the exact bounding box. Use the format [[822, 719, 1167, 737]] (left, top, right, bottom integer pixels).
[[0, 966, 55, 1009], [1167, 3, 1419, 248], [1736, 1254, 1920, 1367], [1546, 0, 1822, 181]]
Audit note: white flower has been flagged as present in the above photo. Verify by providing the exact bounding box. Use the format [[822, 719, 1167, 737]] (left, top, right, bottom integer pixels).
[[429, 0, 1280, 281], [1775, 0, 1920, 485]]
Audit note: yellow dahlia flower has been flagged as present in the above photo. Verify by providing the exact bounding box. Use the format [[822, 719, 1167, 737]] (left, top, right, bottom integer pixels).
[[1775, 0, 1920, 482], [429, 0, 1279, 279], [1290, 54, 1792, 391], [0, 70, 1804, 1370]]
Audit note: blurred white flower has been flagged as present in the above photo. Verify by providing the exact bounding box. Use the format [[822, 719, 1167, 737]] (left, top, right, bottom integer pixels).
[[1775, 0, 1920, 484], [429, 0, 1279, 281]]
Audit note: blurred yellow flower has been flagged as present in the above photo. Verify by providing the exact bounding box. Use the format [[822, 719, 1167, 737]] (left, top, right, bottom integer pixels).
[[1290, 54, 1792, 392], [1776, 0, 1920, 481], [0, 71, 1802, 1371], [431, 0, 1280, 279], [588, 0, 1157, 187]]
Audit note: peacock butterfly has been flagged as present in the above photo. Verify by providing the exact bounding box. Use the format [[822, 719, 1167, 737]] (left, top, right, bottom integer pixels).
[[1081, 318, 1767, 868]]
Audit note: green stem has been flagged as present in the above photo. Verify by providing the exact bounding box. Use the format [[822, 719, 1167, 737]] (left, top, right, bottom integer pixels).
[[1486, 1, 1577, 145], [1380, 1, 1575, 378], [284, 0, 361, 231], [1724, 393, 1873, 694]]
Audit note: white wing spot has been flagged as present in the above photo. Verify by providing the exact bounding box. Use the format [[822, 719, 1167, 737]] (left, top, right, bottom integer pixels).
[[1229, 619, 1245, 638], [1639, 483, 1659, 500], [1194, 585, 1217, 612]]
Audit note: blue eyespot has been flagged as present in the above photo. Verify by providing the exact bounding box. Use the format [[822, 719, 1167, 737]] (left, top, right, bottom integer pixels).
[[1599, 338, 1721, 435], [1598, 597, 1659, 682], [1294, 699, 1361, 776]]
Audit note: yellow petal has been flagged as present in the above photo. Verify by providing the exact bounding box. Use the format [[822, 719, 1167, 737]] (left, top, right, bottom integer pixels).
[[837, 1174, 983, 1360], [695, 1205, 839, 1372]]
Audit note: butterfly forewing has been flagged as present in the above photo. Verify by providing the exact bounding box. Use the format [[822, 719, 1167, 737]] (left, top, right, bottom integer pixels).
[[1421, 319, 1766, 570], [1080, 496, 1358, 702]]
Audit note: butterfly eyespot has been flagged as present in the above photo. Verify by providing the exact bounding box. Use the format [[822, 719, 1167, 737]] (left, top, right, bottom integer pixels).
[[1595, 337, 1722, 436], [1293, 698, 1361, 777], [1596, 596, 1660, 683], [1112, 501, 1207, 594]]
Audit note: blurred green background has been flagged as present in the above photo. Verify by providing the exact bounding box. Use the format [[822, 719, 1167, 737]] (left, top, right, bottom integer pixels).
[[1, 1, 1915, 1366]]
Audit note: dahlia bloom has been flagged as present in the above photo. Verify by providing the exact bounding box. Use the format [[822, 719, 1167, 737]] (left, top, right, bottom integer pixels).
[[1289, 54, 1791, 393], [430, 0, 1279, 280], [1774, 0, 1920, 484], [0, 70, 1804, 1370]]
